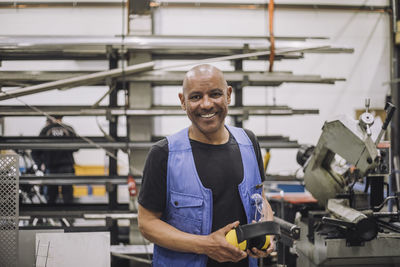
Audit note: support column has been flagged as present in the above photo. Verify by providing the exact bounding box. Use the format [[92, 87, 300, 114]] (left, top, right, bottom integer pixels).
[[107, 47, 119, 213], [391, 1, 400, 194], [127, 52, 153, 248], [233, 59, 244, 127], [127, 53, 153, 176]]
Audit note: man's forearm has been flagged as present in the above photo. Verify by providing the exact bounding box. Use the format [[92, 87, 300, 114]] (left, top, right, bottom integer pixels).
[[137, 204, 247, 263], [138, 204, 208, 254]]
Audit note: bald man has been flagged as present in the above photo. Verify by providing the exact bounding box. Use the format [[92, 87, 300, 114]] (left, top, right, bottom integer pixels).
[[138, 64, 274, 267]]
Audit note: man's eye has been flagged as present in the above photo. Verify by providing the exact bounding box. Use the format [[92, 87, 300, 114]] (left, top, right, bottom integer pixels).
[[211, 92, 222, 98], [190, 95, 201, 100]]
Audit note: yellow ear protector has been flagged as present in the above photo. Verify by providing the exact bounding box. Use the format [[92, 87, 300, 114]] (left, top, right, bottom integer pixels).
[[225, 221, 280, 251]]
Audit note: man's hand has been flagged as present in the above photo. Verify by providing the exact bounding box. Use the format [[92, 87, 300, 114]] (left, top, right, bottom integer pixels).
[[247, 218, 275, 259], [247, 237, 275, 258], [203, 221, 247, 263]]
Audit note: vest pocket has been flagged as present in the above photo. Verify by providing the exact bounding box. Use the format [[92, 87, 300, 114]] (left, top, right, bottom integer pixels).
[[167, 191, 204, 234]]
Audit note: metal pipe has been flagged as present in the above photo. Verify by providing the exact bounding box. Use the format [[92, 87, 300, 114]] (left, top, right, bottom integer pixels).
[[0, 140, 300, 150], [111, 252, 151, 265], [327, 198, 378, 241], [327, 198, 368, 224], [0, 1, 389, 12], [19, 175, 137, 185], [0, 61, 155, 100], [0, 46, 332, 101], [153, 2, 390, 13], [84, 213, 137, 219], [0, 1, 126, 8], [0, 70, 345, 85], [0, 141, 153, 150], [0, 35, 350, 51], [0, 105, 318, 116]]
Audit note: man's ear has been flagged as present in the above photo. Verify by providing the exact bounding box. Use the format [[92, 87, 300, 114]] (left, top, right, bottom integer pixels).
[[227, 86, 232, 105], [179, 93, 186, 111]]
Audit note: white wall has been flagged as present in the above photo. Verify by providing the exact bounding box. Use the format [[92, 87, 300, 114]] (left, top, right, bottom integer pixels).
[[0, 3, 128, 170], [0, 6, 124, 35], [153, 1, 391, 174], [0, 0, 392, 175]]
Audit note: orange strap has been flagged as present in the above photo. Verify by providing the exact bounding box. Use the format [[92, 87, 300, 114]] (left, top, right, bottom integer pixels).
[[268, 0, 275, 72]]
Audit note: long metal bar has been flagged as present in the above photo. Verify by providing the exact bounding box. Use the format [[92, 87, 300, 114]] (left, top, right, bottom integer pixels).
[[0, 46, 334, 101], [0, 35, 353, 54], [0, 70, 345, 86], [0, 35, 337, 61], [0, 51, 305, 61], [0, 105, 318, 116], [85, 213, 137, 219], [2, 134, 298, 147], [154, 2, 390, 12], [19, 205, 130, 216], [20, 178, 126, 185], [1, 141, 152, 149], [0, 61, 155, 100], [0, 1, 127, 8], [5, 141, 299, 150], [3, 135, 297, 142], [0, 1, 390, 12], [19, 175, 136, 185], [2, 136, 129, 142], [111, 252, 152, 264], [0, 139, 299, 150], [121, 71, 344, 84]]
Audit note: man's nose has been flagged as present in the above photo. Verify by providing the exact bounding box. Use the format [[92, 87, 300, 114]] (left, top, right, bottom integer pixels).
[[200, 95, 213, 109]]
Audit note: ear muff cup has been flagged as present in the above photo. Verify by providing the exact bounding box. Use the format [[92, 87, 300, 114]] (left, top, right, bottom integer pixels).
[[226, 221, 279, 251], [226, 229, 247, 251], [248, 234, 271, 250]]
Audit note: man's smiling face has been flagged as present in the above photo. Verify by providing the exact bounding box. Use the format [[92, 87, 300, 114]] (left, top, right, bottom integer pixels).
[[179, 66, 232, 138]]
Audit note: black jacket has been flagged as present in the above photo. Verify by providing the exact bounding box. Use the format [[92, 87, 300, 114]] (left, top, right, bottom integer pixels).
[[31, 122, 77, 170]]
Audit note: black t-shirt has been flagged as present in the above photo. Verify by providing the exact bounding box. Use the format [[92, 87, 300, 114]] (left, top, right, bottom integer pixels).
[[138, 128, 265, 267]]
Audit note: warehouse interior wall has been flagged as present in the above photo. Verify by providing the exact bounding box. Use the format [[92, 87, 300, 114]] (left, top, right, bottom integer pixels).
[[0, 0, 391, 175]]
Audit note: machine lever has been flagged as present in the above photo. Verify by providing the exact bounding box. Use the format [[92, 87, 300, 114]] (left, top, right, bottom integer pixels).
[[274, 216, 301, 240], [375, 102, 396, 145], [373, 196, 400, 212], [382, 102, 396, 130]]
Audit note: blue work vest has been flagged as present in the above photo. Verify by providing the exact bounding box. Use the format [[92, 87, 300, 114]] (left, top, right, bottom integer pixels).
[[152, 125, 262, 267]]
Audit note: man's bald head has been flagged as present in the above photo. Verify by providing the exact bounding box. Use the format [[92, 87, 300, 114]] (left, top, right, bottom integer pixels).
[[182, 64, 228, 95]]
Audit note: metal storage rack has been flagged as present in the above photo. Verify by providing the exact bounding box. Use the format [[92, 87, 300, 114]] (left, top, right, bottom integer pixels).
[[0, 34, 351, 247]]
